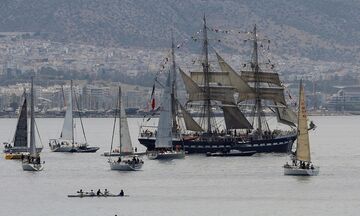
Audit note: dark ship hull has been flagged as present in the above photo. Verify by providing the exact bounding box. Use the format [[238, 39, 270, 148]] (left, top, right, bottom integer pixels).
[[138, 134, 296, 154]]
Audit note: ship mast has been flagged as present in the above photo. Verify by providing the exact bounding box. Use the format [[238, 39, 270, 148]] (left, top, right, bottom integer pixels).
[[252, 25, 263, 137], [70, 80, 74, 145], [170, 32, 178, 134], [118, 86, 122, 154], [202, 15, 211, 134]]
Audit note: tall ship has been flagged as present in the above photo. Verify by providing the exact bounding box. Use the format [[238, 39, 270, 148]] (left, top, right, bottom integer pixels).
[[138, 17, 297, 154]]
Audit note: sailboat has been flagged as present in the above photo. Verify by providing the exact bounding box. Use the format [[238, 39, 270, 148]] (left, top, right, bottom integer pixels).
[[139, 17, 297, 154], [147, 39, 185, 160], [3, 91, 42, 157], [108, 86, 143, 171], [22, 77, 44, 171], [49, 80, 99, 153], [283, 80, 319, 176]]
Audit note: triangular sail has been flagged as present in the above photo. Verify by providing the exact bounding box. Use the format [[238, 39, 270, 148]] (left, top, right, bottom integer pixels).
[[119, 87, 133, 154], [60, 91, 73, 141], [155, 72, 173, 148], [296, 80, 311, 162], [222, 103, 252, 129], [178, 102, 203, 132], [215, 52, 253, 94], [13, 97, 28, 148], [275, 103, 297, 127]]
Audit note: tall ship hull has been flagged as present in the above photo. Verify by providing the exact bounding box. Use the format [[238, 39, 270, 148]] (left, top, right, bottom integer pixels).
[[139, 134, 296, 154]]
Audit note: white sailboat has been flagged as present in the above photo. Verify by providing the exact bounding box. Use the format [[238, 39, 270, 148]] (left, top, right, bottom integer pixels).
[[283, 80, 319, 176], [108, 86, 143, 171], [147, 42, 185, 160], [22, 77, 44, 171], [49, 80, 99, 153]]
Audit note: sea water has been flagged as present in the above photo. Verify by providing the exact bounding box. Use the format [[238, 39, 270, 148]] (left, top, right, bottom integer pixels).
[[0, 116, 359, 216]]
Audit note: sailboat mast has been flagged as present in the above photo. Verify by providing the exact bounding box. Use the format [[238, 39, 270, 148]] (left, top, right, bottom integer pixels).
[[118, 86, 122, 154], [252, 25, 262, 137], [30, 77, 36, 156], [70, 80, 74, 145], [202, 16, 211, 134], [171, 32, 178, 133]]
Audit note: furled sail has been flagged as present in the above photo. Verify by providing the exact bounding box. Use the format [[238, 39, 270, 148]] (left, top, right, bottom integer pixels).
[[60, 91, 73, 141], [13, 97, 27, 147], [222, 103, 252, 129], [155, 72, 173, 148], [119, 87, 133, 154], [178, 102, 203, 132], [275, 102, 297, 127], [296, 80, 311, 162]]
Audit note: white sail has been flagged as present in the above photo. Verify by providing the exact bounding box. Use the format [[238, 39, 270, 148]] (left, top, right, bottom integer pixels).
[[119, 89, 133, 154], [155, 72, 173, 148], [60, 91, 73, 141], [296, 80, 311, 162]]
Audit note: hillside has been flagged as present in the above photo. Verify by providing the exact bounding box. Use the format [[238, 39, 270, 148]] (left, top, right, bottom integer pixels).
[[0, 0, 360, 62]]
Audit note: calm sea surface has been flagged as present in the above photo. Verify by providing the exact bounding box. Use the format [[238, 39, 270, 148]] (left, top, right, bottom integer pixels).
[[0, 116, 359, 216]]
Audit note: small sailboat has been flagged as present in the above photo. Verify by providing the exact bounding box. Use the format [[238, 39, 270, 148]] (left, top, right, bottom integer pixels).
[[147, 41, 185, 160], [283, 80, 319, 176], [49, 80, 99, 153], [3, 91, 42, 157], [22, 77, 44, 171], [108, 86, 143, 171]]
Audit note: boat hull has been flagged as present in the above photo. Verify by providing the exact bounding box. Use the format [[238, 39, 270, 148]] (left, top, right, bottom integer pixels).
[[51, 146, 99, 153], [3, 147, 42, 154], [22, 162, 44, 171], [72, 147, 99, 153], [147, 151, 185, 160], [138, 135, 296, 154], [109, 161, 143, 171], [68, 194, 128, 198], [284, 166, 319, 176], [5, 153, 25, 160]]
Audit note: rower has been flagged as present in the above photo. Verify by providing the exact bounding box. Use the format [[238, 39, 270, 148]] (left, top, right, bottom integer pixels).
[[119, 189, 124, 197], [97, 189, 102, 196], [89, 190, 95, 196], [104, 189, 109, 195]]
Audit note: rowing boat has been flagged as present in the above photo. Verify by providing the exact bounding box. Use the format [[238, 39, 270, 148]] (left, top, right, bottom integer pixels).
[[67, 194, 129, 198]]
